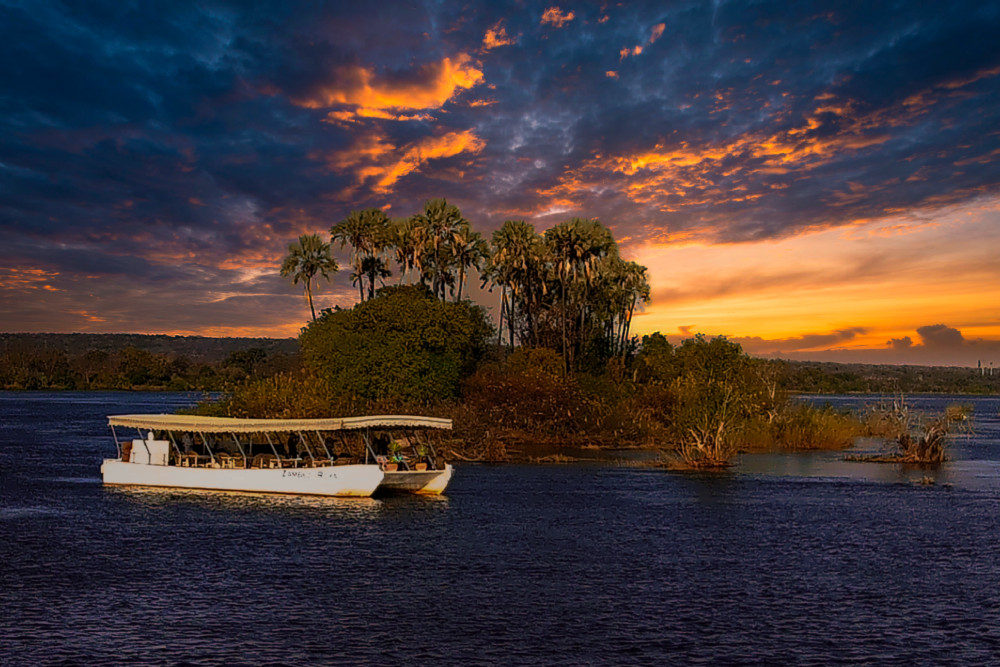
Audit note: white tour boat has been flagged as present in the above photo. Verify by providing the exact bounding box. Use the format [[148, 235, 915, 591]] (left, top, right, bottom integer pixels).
[[101, 413, 454, 497]]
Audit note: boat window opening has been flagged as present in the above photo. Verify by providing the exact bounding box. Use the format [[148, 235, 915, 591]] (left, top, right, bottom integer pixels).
[[318, 431, 333, 460], [426, 430, 440, 468], [338, 432, 355, 462], [316, 431, 333, 461]]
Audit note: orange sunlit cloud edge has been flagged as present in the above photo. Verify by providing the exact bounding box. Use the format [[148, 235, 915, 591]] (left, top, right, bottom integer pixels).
[[2, 2, 1000, 366]]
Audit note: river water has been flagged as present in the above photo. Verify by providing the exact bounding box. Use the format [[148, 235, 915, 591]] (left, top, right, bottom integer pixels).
[[2, 391, 1000, 665]]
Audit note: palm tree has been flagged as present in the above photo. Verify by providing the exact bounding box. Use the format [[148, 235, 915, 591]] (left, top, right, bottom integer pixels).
[[353, 256, 392, 298], [280, 234, 338, 321], [413, 198, 465, 300], [331, 208, 391, 301], [488, 220, 546, 348], [450, 222, 488, 302], [544, 218, 616, 371], [619, 260, 651, 357], [389, 217, 426, 285]]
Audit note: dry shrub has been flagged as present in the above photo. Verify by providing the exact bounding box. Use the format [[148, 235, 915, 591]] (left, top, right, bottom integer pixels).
[[216, 373, 355, 419], [460, 359, 590, 440], [861, 398, 971, 463], [668, 378, 740, 469]]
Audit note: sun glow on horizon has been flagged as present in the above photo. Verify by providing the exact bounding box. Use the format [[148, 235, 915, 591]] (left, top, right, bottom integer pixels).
[[628, 197, 1000, 351]]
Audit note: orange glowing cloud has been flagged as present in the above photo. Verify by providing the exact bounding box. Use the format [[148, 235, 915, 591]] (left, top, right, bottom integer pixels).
[[620, 23, 666, 60], [539, 88, 931, 219], [318, 129, 486, 194], [483, 21, 516, 50], [0, 268, 61, 292], [619, 45, 642, 60], [541, 7, 575, 28], [293, 54, 484, 123]]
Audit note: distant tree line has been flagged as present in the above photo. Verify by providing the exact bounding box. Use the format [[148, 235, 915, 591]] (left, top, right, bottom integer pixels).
[[0, 334, 298, 390], [781, 361, 1000, 395]]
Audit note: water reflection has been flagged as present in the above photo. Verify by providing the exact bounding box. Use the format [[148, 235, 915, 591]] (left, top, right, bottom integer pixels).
[[108, 485, 453, 519], [5, 391, 1000, 665], [109, 486, 385, 518]]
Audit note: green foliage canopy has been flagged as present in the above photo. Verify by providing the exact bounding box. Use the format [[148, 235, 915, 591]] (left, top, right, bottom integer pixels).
[[299, 285, 493, 402]]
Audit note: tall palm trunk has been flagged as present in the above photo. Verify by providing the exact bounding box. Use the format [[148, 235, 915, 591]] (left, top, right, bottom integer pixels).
[[508, 298, 515, 350], [306, 282, 316, 321], [621, 300, 636, 358], [560, 277, 569, 373], [497, 287, 507, 347]]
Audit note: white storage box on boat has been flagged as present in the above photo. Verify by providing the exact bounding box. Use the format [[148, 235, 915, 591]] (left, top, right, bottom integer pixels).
[[130, 439, 170, 465]]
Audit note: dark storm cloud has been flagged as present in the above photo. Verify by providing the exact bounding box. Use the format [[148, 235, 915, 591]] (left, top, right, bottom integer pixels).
[[2, 0, 1000, 334], [769, 325, 1000, 366]]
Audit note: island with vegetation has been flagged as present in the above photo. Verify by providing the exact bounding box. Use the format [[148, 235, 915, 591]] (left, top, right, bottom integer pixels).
[[198, 199, 876, 469]]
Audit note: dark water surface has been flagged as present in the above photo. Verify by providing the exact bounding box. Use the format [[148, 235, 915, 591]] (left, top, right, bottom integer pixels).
[[3, 392, 1000, 666]]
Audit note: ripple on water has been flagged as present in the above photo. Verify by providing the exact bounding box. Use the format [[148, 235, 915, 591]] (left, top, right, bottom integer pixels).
[[3, 392, 1000, 665]]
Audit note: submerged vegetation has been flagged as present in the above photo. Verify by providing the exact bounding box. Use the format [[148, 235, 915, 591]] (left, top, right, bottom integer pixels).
[[848, 398, 972, 464]]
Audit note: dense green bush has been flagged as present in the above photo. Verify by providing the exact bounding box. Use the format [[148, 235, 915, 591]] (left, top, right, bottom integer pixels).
[[299, 285, 493, 402]]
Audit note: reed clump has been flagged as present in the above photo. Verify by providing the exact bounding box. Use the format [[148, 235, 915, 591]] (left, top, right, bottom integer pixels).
[[770, 404, 860, 451], [853, 398, 971, 464]]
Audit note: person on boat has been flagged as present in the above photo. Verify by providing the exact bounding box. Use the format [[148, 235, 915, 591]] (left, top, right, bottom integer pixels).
[[181, 433, 194, 453]]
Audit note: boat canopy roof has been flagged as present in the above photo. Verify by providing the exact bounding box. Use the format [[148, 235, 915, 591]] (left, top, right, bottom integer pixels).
[[107, 414, 452, 433]]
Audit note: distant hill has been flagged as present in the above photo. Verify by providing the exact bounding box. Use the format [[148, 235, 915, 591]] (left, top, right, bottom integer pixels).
[[0, 333, 297, 363]]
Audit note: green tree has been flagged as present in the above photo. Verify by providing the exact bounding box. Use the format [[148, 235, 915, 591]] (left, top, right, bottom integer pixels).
[[299, 284, 493, 401], [280, 234, 338, 321]]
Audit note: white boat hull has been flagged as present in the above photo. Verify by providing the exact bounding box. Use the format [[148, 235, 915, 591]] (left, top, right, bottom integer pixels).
[[101, 459, 384, 497], [378, 464, 453, 495]]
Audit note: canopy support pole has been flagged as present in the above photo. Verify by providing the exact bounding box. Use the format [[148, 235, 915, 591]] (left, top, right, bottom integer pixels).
[[298, 432, 316, 465], [199, 431, 216, 465], [231, 432, 248, 468], [135, 428, 151, 460], [264, 432, 281, 460], [317, 431, 333, 460], [110, 425, 122, 459], [167, 431, 182, 462]]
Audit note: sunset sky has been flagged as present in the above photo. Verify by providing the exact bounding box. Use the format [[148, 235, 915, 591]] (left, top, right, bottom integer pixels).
[[2, 1, 1000, 366]]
